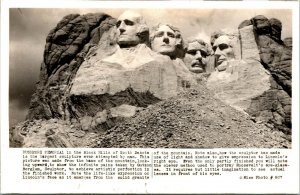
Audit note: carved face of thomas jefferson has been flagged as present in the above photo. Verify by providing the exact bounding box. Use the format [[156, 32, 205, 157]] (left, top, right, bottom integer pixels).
[[213, 35, 235, 67], [184, 40, 209, 73], [116, 11, 148, 48], [151, 25, 177, 57]]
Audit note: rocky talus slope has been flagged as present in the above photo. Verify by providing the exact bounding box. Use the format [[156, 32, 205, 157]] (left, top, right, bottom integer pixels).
[[94, 85, 290, 148]]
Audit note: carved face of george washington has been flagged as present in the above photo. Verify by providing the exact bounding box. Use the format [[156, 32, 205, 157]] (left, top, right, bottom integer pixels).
[[116, 11, 148, 47]]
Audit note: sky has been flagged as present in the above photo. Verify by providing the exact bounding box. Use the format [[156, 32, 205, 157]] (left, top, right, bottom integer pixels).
[[9, 8, 293, 127]]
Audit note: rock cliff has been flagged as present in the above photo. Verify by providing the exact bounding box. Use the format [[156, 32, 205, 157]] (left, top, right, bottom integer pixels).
[[26, 13, 116, 120], [243, 16, 291, 134]]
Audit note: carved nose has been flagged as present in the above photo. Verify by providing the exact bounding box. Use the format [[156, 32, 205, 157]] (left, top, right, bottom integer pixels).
[[163, 37, 169, 44], [119, 28, 125, 34], [118, 22, 126, 33], [214, 47, 221, 57], [195, 51, 202, 60]]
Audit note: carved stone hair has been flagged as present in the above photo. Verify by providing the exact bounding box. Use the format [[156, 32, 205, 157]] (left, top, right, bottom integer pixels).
[[210, 29, 239, 46], [185, 38, 211, 55], [134, 15, 150, 45]]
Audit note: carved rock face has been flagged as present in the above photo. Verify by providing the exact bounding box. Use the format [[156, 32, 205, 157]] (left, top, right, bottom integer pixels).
[[116, 11, 145, 47], [212, 35, 235, 69], [151, 25, 177, 57], [183, 40, 209, 73]]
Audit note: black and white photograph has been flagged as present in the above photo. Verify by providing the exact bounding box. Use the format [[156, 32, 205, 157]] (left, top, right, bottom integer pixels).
[[9, 7, 293, 148]]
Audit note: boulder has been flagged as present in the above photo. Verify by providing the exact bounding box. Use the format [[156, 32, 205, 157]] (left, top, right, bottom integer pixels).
[[269, 18, 282, 41], [251, 15, 271, 36]]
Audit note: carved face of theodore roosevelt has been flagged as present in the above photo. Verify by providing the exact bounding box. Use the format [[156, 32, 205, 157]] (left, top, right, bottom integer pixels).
[[116, 11, 148, 48], [184, 40, 209, 73]]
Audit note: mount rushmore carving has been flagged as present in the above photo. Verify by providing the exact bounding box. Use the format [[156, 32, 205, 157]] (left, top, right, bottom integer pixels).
[[10, 11, 292, 148]]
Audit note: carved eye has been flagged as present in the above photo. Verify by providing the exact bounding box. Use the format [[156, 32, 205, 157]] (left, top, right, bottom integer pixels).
[[116, 21, 121, 28], [176, 34, 181, 39], [212, 46, 217, 52], [219, 43, 229, 50], [200, 50, 208, 58], [167, 32, 175, 38], [155, 31, 164, 38], [187, 50, 196, 55], [124, 19, 134, 26]]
